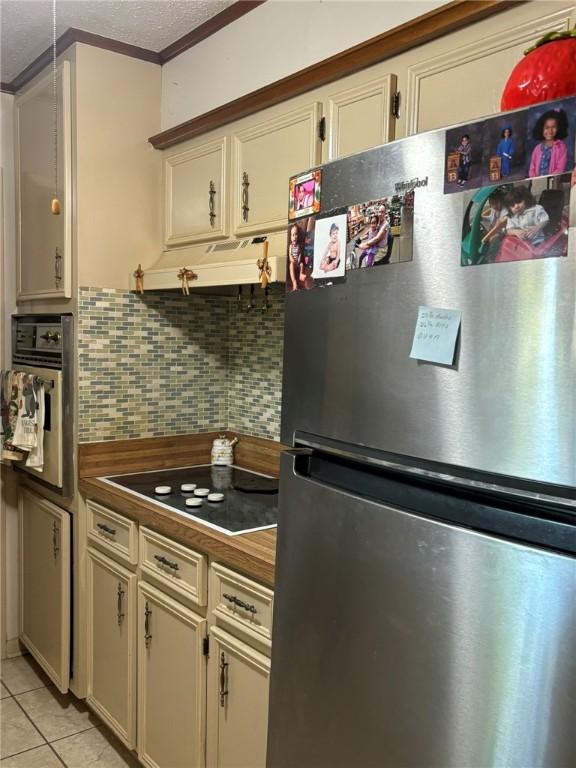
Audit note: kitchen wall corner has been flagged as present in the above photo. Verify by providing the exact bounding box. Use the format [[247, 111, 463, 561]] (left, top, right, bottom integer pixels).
[[78, 286, 285, 444], [227, 284, 284, 440]]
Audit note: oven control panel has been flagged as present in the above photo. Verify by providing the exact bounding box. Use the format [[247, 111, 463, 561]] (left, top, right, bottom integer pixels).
[[16, 323, 62, 351], [12, 315, 71, 370]]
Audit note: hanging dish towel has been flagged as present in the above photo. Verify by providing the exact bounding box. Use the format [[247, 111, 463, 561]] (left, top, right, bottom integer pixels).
[[1, 371, 45, 470], [1, 370, 26, 462], [26, 377, 44, 470]]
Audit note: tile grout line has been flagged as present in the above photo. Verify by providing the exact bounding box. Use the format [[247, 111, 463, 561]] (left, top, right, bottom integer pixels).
[[1, 681, 53, 697], [0, 740, 49, 763], [1, 664, 105, 766], [3, 683, 99, 759], [47, 723, 100, 746], [0, 693, 47, 759], [46, 739, 69, 767]]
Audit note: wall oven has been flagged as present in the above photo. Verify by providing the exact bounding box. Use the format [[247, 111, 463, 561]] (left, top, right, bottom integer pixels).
[[11, 314, 74, 496]]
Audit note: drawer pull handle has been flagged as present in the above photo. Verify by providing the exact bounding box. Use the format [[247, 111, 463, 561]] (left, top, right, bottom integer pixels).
[[241, 171, 250, 222], [144, 601, 152, 647], [209, 180, 216, 227], [55, 247, 62, 287], [154, 554, 180, 571], [219, 651, 229, 707], [117, 583, 125, 625], [222, 592, 258, 614], [52, 521, 60, 559], [97, 522, 116, 536]]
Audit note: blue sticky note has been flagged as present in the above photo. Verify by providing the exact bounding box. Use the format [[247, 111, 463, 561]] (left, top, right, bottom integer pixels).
[[410, 306, 461, 365]]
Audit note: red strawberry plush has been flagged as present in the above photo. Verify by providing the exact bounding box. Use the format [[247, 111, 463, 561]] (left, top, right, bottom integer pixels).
[[501, 30, 576, 109]]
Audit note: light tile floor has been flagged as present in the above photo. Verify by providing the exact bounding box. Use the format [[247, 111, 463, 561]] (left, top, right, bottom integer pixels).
[[1, 654, 139, 767]]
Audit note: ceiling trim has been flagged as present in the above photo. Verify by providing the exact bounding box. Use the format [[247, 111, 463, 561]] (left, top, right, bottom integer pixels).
[[148, 0, 521, 150], [7, 1, 265, 93], [9, 27, 160, 92], [159, 1, 267, 63]]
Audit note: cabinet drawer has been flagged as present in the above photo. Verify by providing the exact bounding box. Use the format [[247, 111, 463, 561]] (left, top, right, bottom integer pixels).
[[87, 501, 138, 566], [139, 527, 208, 608], [210, 563, 274, 650]]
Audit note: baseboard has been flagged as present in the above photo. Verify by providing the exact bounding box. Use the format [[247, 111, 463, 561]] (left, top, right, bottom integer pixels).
[[4, 637, 24, 659]]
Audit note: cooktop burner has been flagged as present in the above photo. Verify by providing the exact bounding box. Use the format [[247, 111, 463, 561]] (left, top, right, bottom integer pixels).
[[102, 465, 278, 536]]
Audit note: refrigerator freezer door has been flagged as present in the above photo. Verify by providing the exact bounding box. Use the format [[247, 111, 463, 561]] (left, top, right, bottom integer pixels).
[[281, 127, 576, 487], [267, 455, 576, 768]]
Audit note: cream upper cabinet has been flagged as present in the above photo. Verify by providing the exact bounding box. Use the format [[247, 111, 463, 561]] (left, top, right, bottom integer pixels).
[[164, 136, 228, 246], [404, 3, 575, 134], [14, 45, 161, 300], [137, 580, 207, 768], [86, 548, 137, 750], [15, 61, 72, 300], [322, 74, 397, 162], [232, 102, 322, 236], [19, 487, 71, 693], [206, 626, 271, 768]]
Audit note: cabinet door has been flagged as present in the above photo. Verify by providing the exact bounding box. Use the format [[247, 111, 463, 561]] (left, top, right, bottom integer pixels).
[[16, 61, 72, 300], [165, 136, 228, 246], [19, 488, 70, 693], [405, 5, 574, 134], [86, 548, 136, 749], [233, 103, 322, 236], [323, 74, 397, 162], [137, 581, 207, 768], [206, 626, 271, 768]]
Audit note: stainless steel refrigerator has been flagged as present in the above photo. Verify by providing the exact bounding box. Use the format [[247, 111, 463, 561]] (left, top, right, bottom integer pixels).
[[267, 101, 576, 768]]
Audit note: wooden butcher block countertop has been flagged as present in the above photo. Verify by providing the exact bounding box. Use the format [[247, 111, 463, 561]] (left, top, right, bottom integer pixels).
[[79, 432, 286, 588]]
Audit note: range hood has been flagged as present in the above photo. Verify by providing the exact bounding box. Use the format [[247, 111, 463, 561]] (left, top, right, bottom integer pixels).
[[135, 232, 286, 292]]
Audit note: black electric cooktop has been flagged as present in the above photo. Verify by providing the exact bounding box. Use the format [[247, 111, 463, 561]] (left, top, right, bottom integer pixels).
[[102, 465, 278, 536]]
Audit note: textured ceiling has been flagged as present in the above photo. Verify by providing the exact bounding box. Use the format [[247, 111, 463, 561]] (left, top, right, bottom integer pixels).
[[0, 0, 236, 83]]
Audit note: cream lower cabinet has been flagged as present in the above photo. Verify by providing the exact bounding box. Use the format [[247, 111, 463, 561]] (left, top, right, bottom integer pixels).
[[137, 580, 207, 768], [207, 562, 274, 768], [206, 626, 271, 768], [86, 547, 137, 749], [19, 487, 71, 693], [84, 503, 273, 767]]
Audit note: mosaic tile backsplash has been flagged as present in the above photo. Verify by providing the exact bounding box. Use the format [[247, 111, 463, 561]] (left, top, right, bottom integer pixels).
[[78, 287, 285, 443]]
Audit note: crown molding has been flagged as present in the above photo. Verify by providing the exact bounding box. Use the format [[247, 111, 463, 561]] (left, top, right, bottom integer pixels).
[[9, 28, 160, 92], [7, 1, 265, 93], [159, 1, 266, 63], [149, 0, 521, 150]]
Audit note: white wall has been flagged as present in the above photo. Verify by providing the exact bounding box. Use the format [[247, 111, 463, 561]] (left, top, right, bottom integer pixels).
[[1, 91, 19, 657], [161, 0, 450, 130]]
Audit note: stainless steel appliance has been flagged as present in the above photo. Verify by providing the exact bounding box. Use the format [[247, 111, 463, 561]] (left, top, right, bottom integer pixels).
[[12, 314, 74, 495], [103, 465, 278, 535], [267, 106, 576, 768]]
